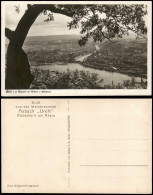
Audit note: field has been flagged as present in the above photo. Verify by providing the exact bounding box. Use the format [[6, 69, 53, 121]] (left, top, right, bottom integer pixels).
[[22, 35, 94, 65]]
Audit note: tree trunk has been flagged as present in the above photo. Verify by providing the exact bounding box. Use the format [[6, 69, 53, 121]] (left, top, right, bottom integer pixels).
[[5, 7, 41, 89], [5, 43, 34, 89]]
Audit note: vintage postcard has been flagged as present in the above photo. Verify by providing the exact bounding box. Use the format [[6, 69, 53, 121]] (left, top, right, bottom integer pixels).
[[1, 99, 152, 193], [1, 1, 152, 96]]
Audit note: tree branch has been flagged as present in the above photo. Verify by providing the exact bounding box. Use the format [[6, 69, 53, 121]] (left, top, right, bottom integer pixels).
[[5, 28, 14, 42], [36, 4, 75, 17]]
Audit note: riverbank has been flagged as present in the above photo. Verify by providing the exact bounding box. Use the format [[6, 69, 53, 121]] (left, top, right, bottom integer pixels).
[[77, 60, 147, 79], [76, 52, 147, 79], [75, 40, 147, 79], [32, 59, 147, 80]]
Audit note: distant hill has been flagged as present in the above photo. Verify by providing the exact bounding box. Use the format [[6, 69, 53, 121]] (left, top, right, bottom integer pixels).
[[25, 34, 81, 42], [5, 34, 146, 45], [5, 34, 81, 45], [98, 38, 147, 55]]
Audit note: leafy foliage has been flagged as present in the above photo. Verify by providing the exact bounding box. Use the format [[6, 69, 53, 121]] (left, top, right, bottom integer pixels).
[[14, 4, 147, 46], [65, 4, 147, 45], [14, 5, 20, 14], [30, 68, 103, 89]]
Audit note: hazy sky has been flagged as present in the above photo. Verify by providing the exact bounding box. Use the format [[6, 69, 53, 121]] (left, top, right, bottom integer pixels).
[[5, 4, 148, 37], [5, 4, 80, 36]]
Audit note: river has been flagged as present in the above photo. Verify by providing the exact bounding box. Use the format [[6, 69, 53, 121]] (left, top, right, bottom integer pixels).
[[36, 48, 144, 86], [37, 62, 143, 86]]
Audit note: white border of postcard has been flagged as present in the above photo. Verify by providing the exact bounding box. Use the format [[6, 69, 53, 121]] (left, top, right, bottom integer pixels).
[[1, 1, 152, 96]]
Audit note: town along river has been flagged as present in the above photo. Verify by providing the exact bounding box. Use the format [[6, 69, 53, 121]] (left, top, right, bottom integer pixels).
[[37, 52, 144, 87]]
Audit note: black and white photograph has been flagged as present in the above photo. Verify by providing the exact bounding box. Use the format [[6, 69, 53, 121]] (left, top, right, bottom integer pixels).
[[1, 98, 152, 193], [1, 1, 152, 96]]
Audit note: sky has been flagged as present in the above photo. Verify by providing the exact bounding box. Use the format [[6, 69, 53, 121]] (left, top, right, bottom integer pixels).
[[5, 4, 80, 36], [5, 3, 148, 37]]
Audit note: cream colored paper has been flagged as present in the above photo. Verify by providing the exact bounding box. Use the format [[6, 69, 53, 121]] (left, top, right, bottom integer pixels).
[[1, 99, 152, 193]]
